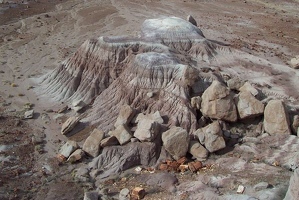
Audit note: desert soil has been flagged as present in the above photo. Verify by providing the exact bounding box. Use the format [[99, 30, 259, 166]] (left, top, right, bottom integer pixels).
[[0, 0, 298, 199]]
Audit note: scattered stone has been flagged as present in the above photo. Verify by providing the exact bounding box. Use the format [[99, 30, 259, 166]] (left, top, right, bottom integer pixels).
[[187, 15, 197, 26], [146, 92, 154, 98], [195, 121, 226, 153], [201, 80, 238, 122], [56, 154, 66, 162], [162, 127, 189, 160], [188, 140, 209, 161], [83, 128, 105, 157], [284, 169, 299, 200], [264, 100, 291, 135], [109, 125, 132, 145], [24, 110, 34, 119], [131, 187, 145, 199], [57, 106, 68, 113], [290, 56, 299, 69], [239, 82, 258, 96], [227, 77, 244, 91], [134, 119, 160, 142], [114, 104, 136, 127], [59, 140, 79, 158], [188, 161, 203, 172], [191, 96, 202, 110], [254, 182, 269, 191], [83, 191, 98, 200], [236, 91, 264, 119], [67, 149, 85, 163], [237, 185, 245, 194], [100, 136, 119, 147], [119, 188, 130, 200], [71, 100, 86, 112], [61, 116, 80, 135]]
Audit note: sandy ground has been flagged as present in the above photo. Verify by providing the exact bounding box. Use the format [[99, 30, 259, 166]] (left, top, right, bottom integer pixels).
[[0, 0, 299, 199]]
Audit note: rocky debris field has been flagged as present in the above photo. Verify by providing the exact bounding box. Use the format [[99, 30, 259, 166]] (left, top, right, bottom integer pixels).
[[1, 0, 299, 199]]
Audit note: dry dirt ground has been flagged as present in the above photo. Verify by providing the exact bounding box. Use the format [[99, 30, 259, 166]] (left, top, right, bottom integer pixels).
[[0, 0, 299, 199]]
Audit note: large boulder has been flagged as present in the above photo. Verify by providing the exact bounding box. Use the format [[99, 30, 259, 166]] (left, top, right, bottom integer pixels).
[[195, 121, 226, 153], [114, 104, 136, 127], [236, 91, 264, 119], [109, 125, 132, 145], [188, 140, 209, 161], [83, 128, 105, 157], [284, 169, 299, 200], [162, 127, 189, 160], [201, 81, 238, 122], [134, 119, 160, 142], [264, 100, 291, 135], [89, 142, 161, 179]]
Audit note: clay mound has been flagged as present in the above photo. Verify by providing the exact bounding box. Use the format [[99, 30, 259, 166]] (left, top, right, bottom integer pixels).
[[36, 16, 299, 133]]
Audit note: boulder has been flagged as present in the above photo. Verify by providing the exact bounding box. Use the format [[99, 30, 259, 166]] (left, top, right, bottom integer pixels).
[[264, 100, 291, 135], [187, 15, 197, 26], [201, 81, 238, 122], [195, 121, 226, 153], [188, 140, 209, 161], [134, 119, 160, 142], [236, 91, 264, 119], [109, 125, 132, 145], [59, 140, 79, 158], [83, 128, 104, 157], [67, 149, 85, 163], [284, 169, 299, 200], [191, 96, 202, 110], [100, 136, 119, 147], [239, 82, 258, 96], [290, 56, 299, 69], [114, 104, 136, 127], [61, 116, 80, 135], [89, 142, 160, 179], [162, 127, 189, 160]]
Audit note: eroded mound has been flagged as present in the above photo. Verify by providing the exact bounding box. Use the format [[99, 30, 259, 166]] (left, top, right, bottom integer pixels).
[[36, 16, 299, 133]]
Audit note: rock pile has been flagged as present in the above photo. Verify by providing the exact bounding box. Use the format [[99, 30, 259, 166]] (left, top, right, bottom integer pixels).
[[41, 16, 299, 199]]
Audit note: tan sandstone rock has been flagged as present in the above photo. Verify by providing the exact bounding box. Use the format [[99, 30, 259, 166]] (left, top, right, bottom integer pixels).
[[162, 127, 190, 160], [201, 80, 237, 122], [264, 100, 291, 135], [195, 121, 226, 153], [290, 56, 299, 69], [236, 91, 264, 119], [114, 104, 136, 128], [83, 128, 104, 157]]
